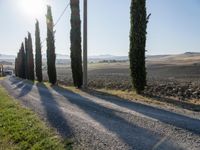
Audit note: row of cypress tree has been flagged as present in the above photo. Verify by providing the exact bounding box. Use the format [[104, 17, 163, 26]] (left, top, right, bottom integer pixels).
[[15, 3, 82, 87], [15, 8, 52, 84], [15, 43, 25, 78], [15, 33, 34, 81], [15, 0, 148, 93]]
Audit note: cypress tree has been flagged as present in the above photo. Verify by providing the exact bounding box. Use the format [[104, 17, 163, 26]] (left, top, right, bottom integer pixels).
[[25, 37, 29, 79], [27, 32, 35, 81], [14, 58, 17, 76], [129, 0, 149, 93], [15, 57, 18, 77], [19, 43, 26, 79], [35, 20, 43, 82], [16, 51, 21, 78], [70, 0, 83, 88], [46, 5, 57, 85]]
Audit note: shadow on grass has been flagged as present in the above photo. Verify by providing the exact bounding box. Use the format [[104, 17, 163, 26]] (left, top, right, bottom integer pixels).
[[143, 94, 200, 112], [84, 88, 200, 112], [78, 88, 200, 135], [51, 86, 182, 149], [36, 83, 72, 138]]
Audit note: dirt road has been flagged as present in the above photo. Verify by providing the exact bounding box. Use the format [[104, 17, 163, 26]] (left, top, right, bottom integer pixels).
[[1, 77, 200, 150]]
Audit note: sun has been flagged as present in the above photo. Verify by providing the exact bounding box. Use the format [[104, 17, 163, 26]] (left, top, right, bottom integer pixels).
[[18, 0, 47, 18]]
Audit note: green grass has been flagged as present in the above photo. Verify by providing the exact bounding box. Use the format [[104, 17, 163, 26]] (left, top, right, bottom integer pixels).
[[0, 86, 72, 150]]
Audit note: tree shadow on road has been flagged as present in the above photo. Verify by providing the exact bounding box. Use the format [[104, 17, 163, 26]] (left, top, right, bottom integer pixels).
[[9, 77, 33, 98], [52, 86, 182, 149], [36, 83, 72, 138], [80, 88, 200, 135], [9, 76, 22, 85]]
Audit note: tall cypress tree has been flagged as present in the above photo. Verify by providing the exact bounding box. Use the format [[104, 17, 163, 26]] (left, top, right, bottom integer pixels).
[[35, 20, 43, 82], [70, 0, 83, 88], [16, 51, 22, 78], [24, 37, 29, 79], [27, 32, 35, 81], [129, 0, 149, 93], [46, 5, 57, 85], [19, 43, 26, 79], [15, 57, 18, 77]]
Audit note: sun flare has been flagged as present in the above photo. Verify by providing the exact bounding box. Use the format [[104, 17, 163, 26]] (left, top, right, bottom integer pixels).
[[18, 0, 47, 18]]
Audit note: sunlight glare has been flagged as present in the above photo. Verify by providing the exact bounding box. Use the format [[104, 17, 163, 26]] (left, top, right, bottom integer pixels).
[[18, 0, 47, 18]]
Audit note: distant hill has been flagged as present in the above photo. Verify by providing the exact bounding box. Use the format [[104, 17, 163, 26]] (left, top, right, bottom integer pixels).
[[0, 61, 13, 65], [42, 53, 70, 60], [0, 54, 15, 60], [89, 55, 128, 62], [43, 54, 128, 62], [1, 52, 200, 65], [184, 52, 200, 55], [147, 52, 200, 65]]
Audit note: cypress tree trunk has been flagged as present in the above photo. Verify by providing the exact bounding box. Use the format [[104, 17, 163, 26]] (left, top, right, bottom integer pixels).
[[25, 37, 29, 79], [129, 0, 148, 93], [70, 0, 83, 88], [46, 5, 57, 85], [27, 32, 35, 81], [35, 20, 43, 82]]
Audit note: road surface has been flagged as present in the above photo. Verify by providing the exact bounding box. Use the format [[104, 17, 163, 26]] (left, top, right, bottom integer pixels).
[[1, 76, 200, 150]]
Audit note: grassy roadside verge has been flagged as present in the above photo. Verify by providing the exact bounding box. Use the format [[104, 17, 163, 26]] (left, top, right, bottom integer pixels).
[[19, 75, 199, 112], [58, 85, 200, 112], [95, 89, 200, 112], [0, 86, 71, 150]]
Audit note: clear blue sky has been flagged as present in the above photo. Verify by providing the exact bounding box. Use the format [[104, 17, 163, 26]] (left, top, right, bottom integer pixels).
[[0, 0, 200, 56]]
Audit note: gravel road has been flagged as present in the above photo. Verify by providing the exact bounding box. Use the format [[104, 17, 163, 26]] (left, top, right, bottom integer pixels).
[[1, 76, 200, 150]]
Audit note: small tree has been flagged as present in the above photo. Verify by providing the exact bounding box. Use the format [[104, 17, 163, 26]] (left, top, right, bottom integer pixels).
[[46, 5, 57, 85], [27, 32, 35, 81], [129, 0, 149, 93], [70, 0, 83, 88], [35, 20, 43, 82]]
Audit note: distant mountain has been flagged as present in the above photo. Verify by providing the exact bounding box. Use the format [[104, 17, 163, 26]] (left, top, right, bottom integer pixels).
[[42, 53, 128, 61], [42, 53, 70, 60], [0, 61, 13, 65], [1, 52, 200, 65], [0, 54, 16, 60], [184, 52, 200, 55], [147, 52, 200, 65], [89, 55, 128, 62]]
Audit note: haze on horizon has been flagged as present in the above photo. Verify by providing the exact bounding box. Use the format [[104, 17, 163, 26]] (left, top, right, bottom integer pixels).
[[0, 0, 200, 56]]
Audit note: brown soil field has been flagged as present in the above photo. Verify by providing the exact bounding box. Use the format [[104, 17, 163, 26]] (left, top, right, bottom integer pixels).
[[41, 60, 200, 101]]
